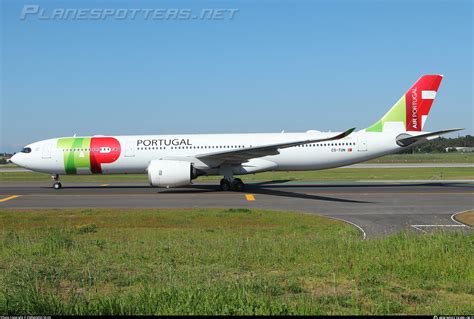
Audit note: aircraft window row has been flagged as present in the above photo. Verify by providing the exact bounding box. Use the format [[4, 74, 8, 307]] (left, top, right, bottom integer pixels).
[[298, 142, 356, 147], [136, 142, 356, 151], [137, 145, 246, 150], [139, 147, 166, 150], [61, 148, 118, 152]]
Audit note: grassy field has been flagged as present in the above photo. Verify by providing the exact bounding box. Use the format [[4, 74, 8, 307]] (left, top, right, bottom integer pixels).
[[1, 153, 472, 183], [0, 208, 472, 315], [366, 152, 474, 163], [0, 167, 472, 183], [455, 211, 474, 227], [0, 163, 16, 168], [1, 152, 473, 167]]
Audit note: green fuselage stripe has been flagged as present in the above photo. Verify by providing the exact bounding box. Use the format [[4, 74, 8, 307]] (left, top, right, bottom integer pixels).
[[57, 138, 92, 174]]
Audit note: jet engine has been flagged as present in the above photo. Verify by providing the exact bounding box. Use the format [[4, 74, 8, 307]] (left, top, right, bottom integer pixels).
[[147, 159, 202, 188]]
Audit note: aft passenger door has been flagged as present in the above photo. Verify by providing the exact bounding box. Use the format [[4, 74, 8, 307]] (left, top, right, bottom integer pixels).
[[357, 137, 367, 152]]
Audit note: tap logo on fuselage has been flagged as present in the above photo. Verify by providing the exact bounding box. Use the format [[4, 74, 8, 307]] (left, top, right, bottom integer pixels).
[[57, 137, 121, 174]]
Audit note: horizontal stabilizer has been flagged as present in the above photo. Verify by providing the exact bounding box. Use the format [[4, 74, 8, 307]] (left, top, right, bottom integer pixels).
[[396, 128, 463, 147]]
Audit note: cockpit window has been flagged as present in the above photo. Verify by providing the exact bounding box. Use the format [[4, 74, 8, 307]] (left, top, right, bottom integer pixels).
[[21, 147, 32, 153]]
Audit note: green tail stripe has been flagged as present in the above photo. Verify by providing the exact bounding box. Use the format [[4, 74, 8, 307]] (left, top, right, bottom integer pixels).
[[366, 96, 406, 132]]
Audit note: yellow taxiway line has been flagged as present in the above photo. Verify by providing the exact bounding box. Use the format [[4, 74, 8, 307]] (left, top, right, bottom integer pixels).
[[245, 194, 256, 201], [0, 195, 21, 203]]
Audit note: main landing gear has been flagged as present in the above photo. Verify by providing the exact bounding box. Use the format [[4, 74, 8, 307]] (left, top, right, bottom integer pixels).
[[51, 174, 62, 190], [219, 178, 244, 192]]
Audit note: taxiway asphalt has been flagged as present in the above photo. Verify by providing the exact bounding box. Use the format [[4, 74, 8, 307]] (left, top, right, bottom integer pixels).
[[1, 180, 472, 238]]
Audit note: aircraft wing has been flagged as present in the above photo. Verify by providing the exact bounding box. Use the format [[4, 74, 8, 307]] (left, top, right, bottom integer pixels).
[[195, 128, 355, 165], [396, 128, 463, 147]]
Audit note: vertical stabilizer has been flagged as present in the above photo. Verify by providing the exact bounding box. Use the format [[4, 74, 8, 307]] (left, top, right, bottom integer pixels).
[[366, 75, 443, 132]]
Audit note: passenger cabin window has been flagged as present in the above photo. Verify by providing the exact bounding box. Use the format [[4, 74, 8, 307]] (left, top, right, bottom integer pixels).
[[21, 147, 32, 153]]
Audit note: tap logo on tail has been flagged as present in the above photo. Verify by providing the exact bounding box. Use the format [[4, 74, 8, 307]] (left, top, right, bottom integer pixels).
[[405, 75, 441, 131], [366, 75, 443, 132]]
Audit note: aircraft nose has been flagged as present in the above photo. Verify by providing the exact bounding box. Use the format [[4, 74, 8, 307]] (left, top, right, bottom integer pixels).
[[10, 153, 19, 165], [10, 153, 25, 168]]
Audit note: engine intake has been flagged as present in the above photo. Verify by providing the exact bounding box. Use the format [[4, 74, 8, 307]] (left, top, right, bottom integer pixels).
[[148, 160, 201, 188]]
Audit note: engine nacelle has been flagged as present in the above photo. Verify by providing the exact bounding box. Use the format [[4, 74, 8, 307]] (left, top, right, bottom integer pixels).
[[147, 160, 198, 188]]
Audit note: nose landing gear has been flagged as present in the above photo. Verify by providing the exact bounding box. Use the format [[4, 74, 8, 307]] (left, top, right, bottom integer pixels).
[[51, 174, 62, 190]]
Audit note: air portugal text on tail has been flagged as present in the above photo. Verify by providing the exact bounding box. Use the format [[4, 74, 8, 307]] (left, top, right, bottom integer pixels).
[[10, 74, 463, 190], [406, 75, 442, 131]]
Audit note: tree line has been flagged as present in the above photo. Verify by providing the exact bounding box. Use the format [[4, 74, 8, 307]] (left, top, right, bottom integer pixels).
[[401, 135, 473, 153]]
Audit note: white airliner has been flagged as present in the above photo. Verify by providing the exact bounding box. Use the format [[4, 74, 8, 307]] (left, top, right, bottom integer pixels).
[[11, 75, 461, 190]]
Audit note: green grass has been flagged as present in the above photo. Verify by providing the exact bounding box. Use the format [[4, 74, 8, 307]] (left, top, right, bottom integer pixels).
[[1, 153, 472, 182], [367, 152, 474, 163], [227, 167, 473, 182], [2, 152, 472, 169], [0, 163, 16, 168], [0, 171, 148, 182], [1, 167, 472, 183], [0, 208, 472, 315]]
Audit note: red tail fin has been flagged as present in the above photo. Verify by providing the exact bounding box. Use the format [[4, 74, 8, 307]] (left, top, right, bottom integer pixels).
[[405, 75, 443, 131]]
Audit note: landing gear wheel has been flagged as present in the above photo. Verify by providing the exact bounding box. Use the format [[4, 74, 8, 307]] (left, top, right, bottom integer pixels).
[[51, 174, 62, 190], [219, 179, 231, 191], [232, 178, 245, 192]]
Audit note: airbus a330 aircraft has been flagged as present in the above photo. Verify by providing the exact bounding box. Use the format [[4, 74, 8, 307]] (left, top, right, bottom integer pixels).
[[11, 74, 461, 191]]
